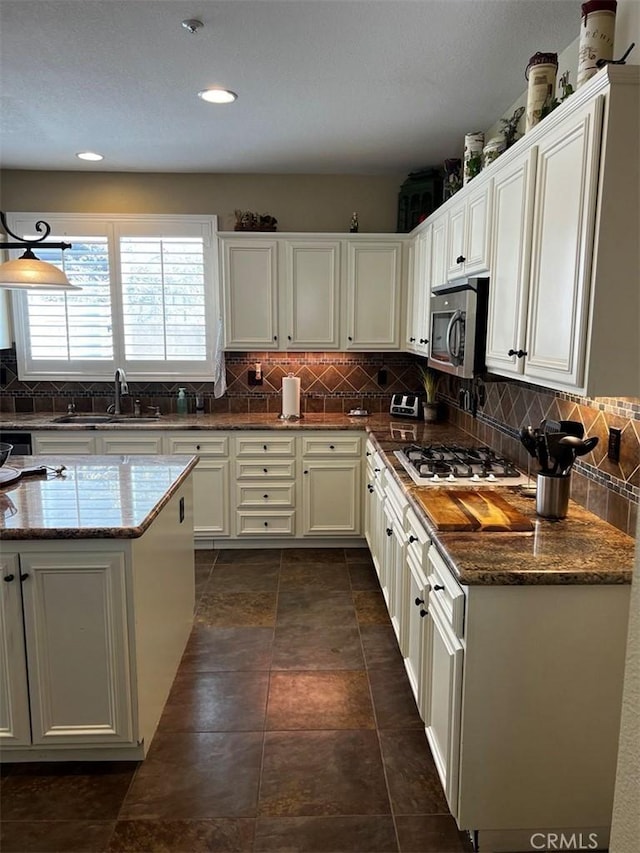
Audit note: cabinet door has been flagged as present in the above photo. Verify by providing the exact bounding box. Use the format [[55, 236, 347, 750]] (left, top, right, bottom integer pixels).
[[192, 459, 230, 537], [301, 459, 362, 536], [406, 228, 431, 355], [405, 550, 429, 714], [430, 213, 448, 289], [284, 241, 340, 349], [423, 598, 464, 817], [446, 200, 466, 279], [20, 551, 134, 746], [0, 553, 31, 746], [345, 242, 402, 349], [32, 433, 96, 455], [525, 96, 603, 388], [222, 239, 279, 349], [447, 181, 492, 279], [485, 149, 537, 376]]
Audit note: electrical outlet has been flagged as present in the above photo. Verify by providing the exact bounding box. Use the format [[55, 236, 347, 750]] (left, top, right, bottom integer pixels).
[[377, 368, 387, 386], [607, 427, 622, 462], [248, 369, 263, 386]]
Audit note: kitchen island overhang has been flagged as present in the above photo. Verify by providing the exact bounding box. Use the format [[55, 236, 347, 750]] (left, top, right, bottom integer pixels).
[[0, 455, 197, 762]]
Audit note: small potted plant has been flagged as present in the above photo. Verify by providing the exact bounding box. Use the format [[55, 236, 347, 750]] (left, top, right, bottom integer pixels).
[[418, 365, 440, 423]]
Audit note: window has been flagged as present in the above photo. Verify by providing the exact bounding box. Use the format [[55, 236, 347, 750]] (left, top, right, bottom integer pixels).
[[9, 213, 219, 380]]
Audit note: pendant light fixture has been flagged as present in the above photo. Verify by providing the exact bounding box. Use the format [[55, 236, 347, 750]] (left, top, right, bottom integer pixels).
[[0, 212, 81, 290]]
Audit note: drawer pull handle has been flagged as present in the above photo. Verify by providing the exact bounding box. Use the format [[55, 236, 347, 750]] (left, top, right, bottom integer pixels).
[[415, 597, 424, 606], [408, 535, 417, 543], [433, 584, 445, 591], [420, 608, 429, 618], [263, 468, 268, 473], [386, 527, 393, 537], [3, 574, 14, 583]]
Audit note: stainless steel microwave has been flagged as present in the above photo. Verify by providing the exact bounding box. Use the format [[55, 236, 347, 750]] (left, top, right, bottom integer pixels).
[[427, 278, 489, 379]]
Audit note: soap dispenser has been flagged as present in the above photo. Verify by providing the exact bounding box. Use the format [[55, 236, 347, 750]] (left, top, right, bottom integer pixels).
[[176, 387, 188, 415]]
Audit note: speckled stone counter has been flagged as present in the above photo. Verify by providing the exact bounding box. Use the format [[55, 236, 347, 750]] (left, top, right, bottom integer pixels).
[[368, 432, 635, 586], [0, 455, 198, 540]]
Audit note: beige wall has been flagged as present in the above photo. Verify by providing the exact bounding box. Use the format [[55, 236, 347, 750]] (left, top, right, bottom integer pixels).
[[0, 171, 403, 233]]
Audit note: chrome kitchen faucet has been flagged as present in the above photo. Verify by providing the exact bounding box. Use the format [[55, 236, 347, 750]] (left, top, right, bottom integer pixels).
[[109, 367, 129, 415]]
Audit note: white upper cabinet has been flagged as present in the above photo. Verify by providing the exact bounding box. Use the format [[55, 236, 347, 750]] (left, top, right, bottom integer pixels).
[[222, 239, 279, 349], [430, 212, 448, 290], [446, 177, 492, 280], [405, 226, 431, 356], [283, 240, 341, 349], [485, 148, 537, 376], [345, 240, 403, 349]]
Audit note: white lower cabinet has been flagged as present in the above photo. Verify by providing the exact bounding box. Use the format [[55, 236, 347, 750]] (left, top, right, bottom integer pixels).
[[98, 432, 163, 455], [32, 432, 97, 455], [301, 434, 362, 537], [0, 479, 194, 760]]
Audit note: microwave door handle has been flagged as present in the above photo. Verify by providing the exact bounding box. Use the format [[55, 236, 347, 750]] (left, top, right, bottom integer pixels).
[[446, 310, 464, 365]]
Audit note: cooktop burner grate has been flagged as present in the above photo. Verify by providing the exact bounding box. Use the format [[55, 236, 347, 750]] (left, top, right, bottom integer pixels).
[[395, 444, 528, 486]]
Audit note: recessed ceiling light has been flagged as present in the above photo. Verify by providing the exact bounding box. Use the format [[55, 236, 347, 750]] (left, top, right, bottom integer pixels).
[[76, 151, 104, 161], [198, 88, 237, 104]]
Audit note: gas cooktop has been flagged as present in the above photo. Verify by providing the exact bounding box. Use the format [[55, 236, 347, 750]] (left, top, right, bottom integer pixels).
[[395, 444, 529, 486]]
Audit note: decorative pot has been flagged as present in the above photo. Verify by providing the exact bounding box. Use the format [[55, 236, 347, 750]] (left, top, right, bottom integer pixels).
[[423, 402, 439, 423]]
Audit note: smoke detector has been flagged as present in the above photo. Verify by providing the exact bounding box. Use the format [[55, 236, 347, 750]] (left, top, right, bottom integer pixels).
[[181, 19, 203, 34]]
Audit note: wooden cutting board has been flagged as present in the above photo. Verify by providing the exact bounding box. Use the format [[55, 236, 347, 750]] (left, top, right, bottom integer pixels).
[[414, 489, 533, 532]]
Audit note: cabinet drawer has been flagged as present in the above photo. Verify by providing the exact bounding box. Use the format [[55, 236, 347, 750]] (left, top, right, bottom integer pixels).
[[165, 434, 229, 456], [406, 507, 431, 566], [235, 460, 296, 480], [301, 435, 362, 457], [98, 433, 163, 455], [384, 470, 409, 527], [236, 483, 295, 508], [427, 546, 465, 640], [235, 435, 295, 457], [236, 511, 295, 536], [32, 435, 96, 455]]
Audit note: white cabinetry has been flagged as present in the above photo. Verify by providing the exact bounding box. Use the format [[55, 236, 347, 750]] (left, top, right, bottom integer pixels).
[[301, 434, 362, 536], [404, 507, 431, 709], [165, 434, 230, 538], [283, 240, 341, 349], [364, 440, 385, 580], [32, 432, 97, 454], [405, 226, 431, 356], [222, 238, 279, 349], [0, 480, 194, 760], [233, 433, 296, 537], [445, 177, 492, 279], [430, 212, 448, 289], [98, 432, 163, 455], [345, 241, 402, 349], [485, 148, 537, 375], [381, 471, 409, 652], [11, 551, 133, 747]]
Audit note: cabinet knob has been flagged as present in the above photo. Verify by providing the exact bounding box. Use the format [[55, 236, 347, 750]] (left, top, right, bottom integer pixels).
[[263, 444, 268, 451], [20, 573, 29, 582], [303, 470, 309, 475], [329, 445, 335, 450], [264, 521, 268, 527], [415, 596, 424, 606], [409, 337, 416, 342], [409, 535, 418, 543], [3, 574, 14, 582], [518, 350, 527, 359], [420, 608, 429, 618], [263, 494, 269, 499], [287, 335, 292, 341], [196, 444, 201, 450], [456, 255, 465, 264], [273, 335, 278, 341], [433, 584, 445, 591], [386, 527, 393, 536], [348, 335, 353, 341], [366, 451, 372, 457], [508, 348, 517, 357], [263, 468, 268, 473], [367, 484, 374, 493], [374, 467, 381, 473]]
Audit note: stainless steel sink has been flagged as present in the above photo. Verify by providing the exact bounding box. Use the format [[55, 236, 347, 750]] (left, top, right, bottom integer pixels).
[[52, 415, 160, 425], [53, 415, 115, 424]]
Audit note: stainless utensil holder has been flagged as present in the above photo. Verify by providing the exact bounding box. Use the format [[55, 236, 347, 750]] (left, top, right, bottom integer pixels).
[[536, 472, 571, 519]]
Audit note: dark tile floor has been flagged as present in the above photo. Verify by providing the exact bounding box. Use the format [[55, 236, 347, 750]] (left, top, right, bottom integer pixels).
[[0, 548, 473, 853]]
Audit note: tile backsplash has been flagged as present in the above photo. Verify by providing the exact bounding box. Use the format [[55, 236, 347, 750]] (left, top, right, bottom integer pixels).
[[1, 344, 637, 535]]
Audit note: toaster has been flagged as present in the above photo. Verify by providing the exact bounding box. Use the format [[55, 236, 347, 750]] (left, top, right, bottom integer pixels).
[[389, 393, 421, 418]]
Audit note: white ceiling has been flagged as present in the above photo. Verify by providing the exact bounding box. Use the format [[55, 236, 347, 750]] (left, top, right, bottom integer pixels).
[[0, 0, 582, 175]]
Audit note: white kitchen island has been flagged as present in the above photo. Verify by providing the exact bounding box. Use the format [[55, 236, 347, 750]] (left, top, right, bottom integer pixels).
[[0, 455, 197, 762]]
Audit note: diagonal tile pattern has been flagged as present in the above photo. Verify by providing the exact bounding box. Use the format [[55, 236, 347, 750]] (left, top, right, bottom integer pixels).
[[0, 548, 473, 853]]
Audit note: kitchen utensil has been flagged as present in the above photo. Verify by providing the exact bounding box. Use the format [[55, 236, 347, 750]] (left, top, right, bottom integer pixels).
[[545, 432, 569, 474], [519, 426, 538, 458], [536, 472, 571, 519], [574, 435, 599, 456], [536, 432, 549, 472], [560, 420, 584, 438], [0, 442, 13, 467]]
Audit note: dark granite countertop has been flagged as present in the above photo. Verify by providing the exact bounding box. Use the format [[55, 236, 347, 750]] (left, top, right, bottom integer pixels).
[[0, 455, 198, 540], [0, 413, 634, 583]]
